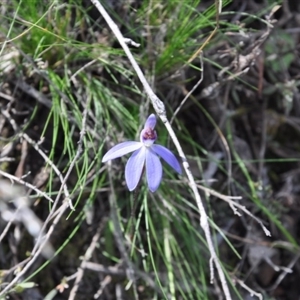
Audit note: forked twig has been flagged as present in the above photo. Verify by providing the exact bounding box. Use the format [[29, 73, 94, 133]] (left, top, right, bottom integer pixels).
[[21, 133, 73, 209], [0, 170, 53, 203], [197, 184, 271, 237], [234, 277, 263, 300], [89, 1, 231, 299]]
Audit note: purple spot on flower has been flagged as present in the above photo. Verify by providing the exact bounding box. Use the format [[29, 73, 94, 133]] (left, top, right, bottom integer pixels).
[[142, 128, 157, 141]]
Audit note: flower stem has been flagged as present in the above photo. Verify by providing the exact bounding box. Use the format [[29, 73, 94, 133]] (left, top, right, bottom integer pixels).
[[129, 168, 144, 239]]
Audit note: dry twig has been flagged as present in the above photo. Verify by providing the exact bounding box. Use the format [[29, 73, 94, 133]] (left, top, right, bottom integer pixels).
[[0, 90, 90, 297], [89, 0, 231, 298]]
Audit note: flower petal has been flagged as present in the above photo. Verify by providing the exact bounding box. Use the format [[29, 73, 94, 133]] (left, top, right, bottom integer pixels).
[[146, 149, 162, 192], [125, 147, 146, 191], [102, 141, 142, 162], [144, 114, 156, 129], [151, 144, 182, 174]]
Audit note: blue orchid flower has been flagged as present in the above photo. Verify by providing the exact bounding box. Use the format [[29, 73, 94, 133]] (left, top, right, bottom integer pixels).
[[102, 114, 181, 192]]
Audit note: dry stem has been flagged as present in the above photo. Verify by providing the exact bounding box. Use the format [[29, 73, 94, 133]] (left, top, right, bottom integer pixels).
[[89, 0, 231, 298]]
